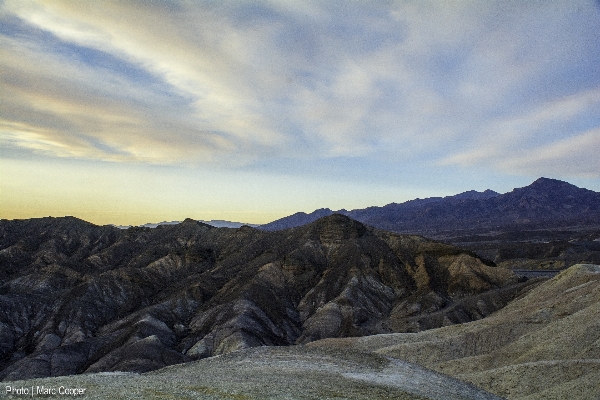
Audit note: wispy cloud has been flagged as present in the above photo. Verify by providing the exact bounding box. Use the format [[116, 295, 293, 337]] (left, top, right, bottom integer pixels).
[[498, 127, 600, 177], [1, 0, 599, 179], [442, 88, 600, 174]]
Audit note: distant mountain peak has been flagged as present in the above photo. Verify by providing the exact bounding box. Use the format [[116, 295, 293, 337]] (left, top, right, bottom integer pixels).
[[181, 218, 201, 225], [450, 189, 500, 201], [530, 177, 572, 187], [483, 189, 500, 196], [139, 219, 258, 229], [525, 177, 591, 194], [261, 208, 335, 231], [510, 177, 591, 198]]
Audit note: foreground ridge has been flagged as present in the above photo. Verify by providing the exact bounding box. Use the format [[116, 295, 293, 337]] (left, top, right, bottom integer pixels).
[[3, 346, 502, 399], [310, 263, 600, 400]]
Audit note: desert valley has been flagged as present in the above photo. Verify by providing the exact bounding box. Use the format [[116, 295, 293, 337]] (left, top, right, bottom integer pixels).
[[1, 178, 599, 399], [3, 1, 600, 398]]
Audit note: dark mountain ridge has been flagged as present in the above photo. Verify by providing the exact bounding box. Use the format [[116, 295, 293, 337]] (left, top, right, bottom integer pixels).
[[0, 214, 533, 381], [260, 178, 600, 270], [261, 178, 600, 233]]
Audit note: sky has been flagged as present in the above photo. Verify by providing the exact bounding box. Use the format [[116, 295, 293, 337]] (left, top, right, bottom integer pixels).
[[1, 0, 600, 226]]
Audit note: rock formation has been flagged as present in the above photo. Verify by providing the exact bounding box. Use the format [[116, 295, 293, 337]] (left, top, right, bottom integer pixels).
[[0, 214, 531, 381]]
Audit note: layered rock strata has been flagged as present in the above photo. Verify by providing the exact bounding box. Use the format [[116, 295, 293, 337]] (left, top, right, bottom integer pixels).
[[0, 214, 531, 381]]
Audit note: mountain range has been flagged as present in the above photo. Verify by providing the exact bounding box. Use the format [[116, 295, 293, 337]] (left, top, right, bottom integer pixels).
[[261, 178, 600, 270], [112, 220, 260, 229], [0, 214, 533, 381], [261, 177, 600, 233], [2, 185, 599, 398]]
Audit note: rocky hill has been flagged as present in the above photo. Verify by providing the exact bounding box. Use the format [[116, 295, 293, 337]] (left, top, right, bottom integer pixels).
[[0, 214, 532, 381]]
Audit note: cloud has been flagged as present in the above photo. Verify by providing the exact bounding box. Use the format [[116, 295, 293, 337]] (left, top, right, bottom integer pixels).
[[1, 0, 290, 163], [1, 0, 599, 180], [0, 34, 233, 164], [441, 88, 600, 177], [499, 128, 600, 178]]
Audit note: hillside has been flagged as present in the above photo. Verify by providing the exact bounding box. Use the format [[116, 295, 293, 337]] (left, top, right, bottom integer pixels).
[[311, 263, 600, 399], [0, 214, 532, 381], [3, 346, 502, 399]]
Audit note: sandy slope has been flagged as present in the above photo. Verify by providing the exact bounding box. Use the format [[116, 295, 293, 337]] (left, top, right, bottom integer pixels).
[[310, 264, 600, 400], [3, 346, 501, 399]]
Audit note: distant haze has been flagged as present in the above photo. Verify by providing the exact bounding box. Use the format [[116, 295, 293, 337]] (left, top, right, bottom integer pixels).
[[1, 1, 599, 226], [134, 220, 260, 229]]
